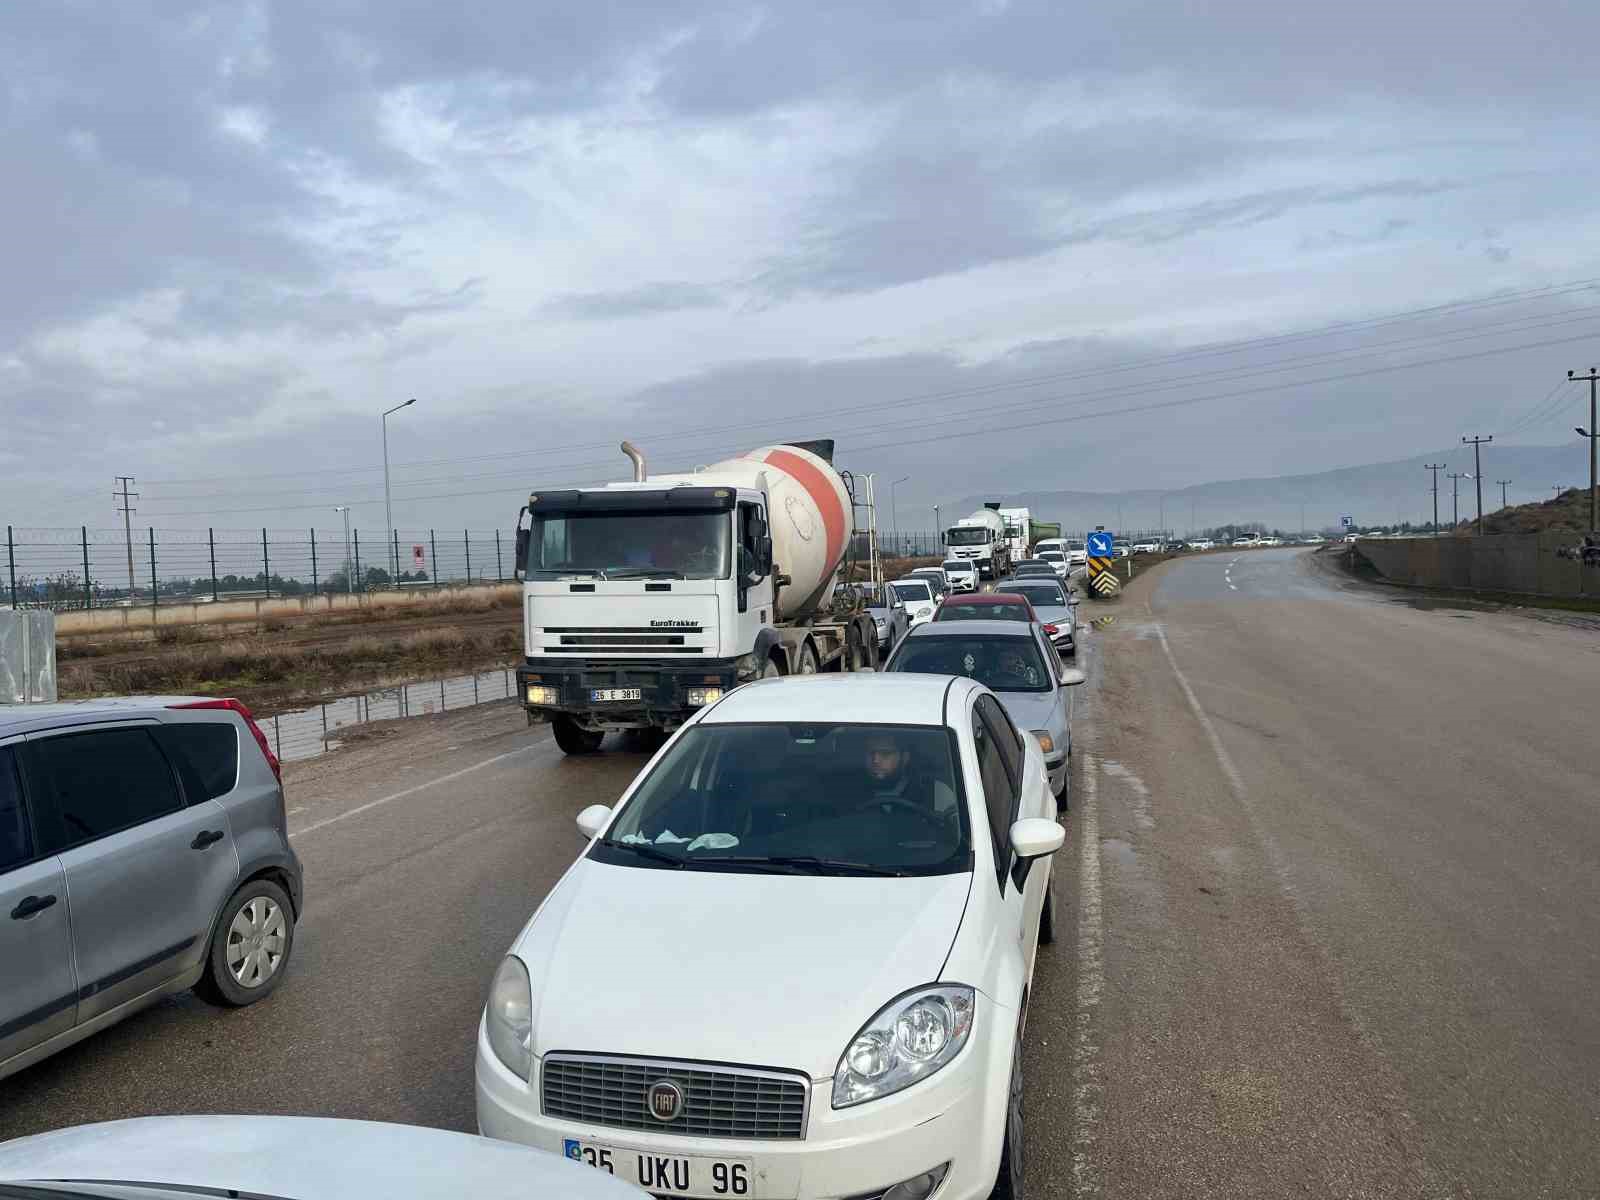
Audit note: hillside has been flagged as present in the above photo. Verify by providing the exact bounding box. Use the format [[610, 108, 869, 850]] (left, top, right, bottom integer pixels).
[[1475, 486, 1593, 535], [942, 443, 1591, 537]]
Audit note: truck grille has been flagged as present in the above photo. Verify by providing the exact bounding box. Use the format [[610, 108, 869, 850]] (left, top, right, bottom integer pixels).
[[536, 626, 707, 655], [541, 1053, 809, 1140]]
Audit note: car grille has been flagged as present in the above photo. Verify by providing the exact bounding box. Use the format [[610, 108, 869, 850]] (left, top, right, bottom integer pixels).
[[542, 1053, 809, 1140]]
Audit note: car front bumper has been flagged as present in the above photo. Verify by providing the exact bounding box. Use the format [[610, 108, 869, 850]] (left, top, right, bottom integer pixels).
[[475, 1003, 1013, 1200]]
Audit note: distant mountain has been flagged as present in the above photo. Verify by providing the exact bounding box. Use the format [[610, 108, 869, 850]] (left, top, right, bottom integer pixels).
[[941, 444, 1591, 538]]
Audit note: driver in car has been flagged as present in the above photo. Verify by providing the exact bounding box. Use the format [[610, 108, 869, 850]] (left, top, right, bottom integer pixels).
[[863, 730, 958, 818]]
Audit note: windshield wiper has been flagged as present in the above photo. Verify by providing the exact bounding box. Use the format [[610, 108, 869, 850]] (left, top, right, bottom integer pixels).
[[687, 855, 906, 877], [596, 838, 686, 867], [603, 567, 687, 580]]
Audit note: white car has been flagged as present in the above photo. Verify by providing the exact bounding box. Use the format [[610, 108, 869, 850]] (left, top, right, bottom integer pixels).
[[1130, 541, 1160, 555], [476, 673, 1066, 1200], [889, 577, 939, 626], [941, 559, 979, 593], [1062, 539, 1087, 568], [1187, 539, 1215, 551], [1036, 549, 1069, 579], [0, 1116, 639, 1200]]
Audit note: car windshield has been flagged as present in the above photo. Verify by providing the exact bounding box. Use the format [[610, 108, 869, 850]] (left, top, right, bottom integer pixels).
[[942, 561, 967, 573], [1010, 583, 1066, 607], [891, 633, 1053, 693], [944, 527, 989, 546], [892, 581, 932, 603], [529, 510, 730, 580], [938, 601, 1032, 622], [591, 723, 970, 875], [1067, 540, 1086, 551], [1015, 565, 1055, 576], [1038, 552, 1064, 562]]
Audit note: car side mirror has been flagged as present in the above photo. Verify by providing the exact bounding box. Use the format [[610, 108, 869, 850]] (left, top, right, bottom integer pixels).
[[1010, 817, 1065, 860], [1058, 666, 1086, 687], [513, 507, 531, 580], [1068, 596, 1081, 606], [758, 535, 773, 575], [576, 804, 612, 840]]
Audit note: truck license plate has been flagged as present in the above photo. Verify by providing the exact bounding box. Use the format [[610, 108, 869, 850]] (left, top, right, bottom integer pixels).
[[591, 688, 643, 702], [563, 1139, 753, 1197]]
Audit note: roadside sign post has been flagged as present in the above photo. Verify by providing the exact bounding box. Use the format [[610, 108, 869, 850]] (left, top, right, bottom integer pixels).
[[1086, 530, 1120, 598]]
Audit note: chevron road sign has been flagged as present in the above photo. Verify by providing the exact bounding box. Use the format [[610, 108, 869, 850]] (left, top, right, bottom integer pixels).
[[1091, 569, 1120, 596]]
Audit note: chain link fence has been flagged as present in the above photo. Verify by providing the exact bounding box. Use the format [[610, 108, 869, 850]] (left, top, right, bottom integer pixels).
[[2, 526, 515, 611]]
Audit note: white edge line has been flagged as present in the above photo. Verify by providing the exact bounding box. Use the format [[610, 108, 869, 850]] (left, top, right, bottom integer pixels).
[[289, 742, 547, 840], [1153, 624, 1248, 798], [1069, 751, 1105, 1197]]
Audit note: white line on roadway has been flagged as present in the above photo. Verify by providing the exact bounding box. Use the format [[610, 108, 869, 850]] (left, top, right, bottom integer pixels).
[[1070, 753, 1105, 1197], [289, 741, 551, 840]]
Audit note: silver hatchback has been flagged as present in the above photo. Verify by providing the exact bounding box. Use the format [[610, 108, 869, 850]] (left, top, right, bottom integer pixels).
[[1, 696, 303, 1081]]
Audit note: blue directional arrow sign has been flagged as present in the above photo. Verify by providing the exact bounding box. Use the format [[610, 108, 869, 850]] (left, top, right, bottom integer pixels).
[[1087, 530, 1115, 557]]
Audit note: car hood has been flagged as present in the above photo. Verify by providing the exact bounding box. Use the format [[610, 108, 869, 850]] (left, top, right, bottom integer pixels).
[[0, 1116, 638, 1199], [517, 860, 973, 1079], [992, 688, 1062, 735]]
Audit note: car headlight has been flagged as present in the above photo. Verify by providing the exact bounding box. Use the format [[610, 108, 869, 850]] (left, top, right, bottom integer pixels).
[[832, 985, 975, 1108], [1031, 730, 1055, 755], [485, 956, 534, 1080]]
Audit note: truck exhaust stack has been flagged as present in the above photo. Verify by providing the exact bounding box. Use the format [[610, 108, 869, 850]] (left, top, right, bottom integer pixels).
[[621, 440, 647, 481]]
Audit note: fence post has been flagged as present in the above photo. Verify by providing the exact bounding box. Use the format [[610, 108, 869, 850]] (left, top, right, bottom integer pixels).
[[261, 528, 272, 599], [310, 528, 318, 596], [5, 525, 16, 610], [81, 526, 91, 609], [148, 527, 157, 614], [430, 530, 438, 584], [353, 530, 362, 588], [208, 528, 219, 602], [496, 529, 503, 581], [392, 529, 400, 584], [464, 529, 472, 583], [440, 678, 446, 711]]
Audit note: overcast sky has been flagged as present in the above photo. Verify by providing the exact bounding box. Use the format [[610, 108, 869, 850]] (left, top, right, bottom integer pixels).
[[4, 0, 1599, 537]]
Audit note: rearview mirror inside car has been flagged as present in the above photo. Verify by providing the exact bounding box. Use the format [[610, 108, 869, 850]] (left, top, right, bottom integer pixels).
[[1059, 667, 1086, 687], [576, 804, 612, 840], [1010, 817, 1065, 860]]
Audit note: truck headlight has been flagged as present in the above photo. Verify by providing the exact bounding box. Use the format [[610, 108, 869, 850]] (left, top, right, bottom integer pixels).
[[686, 687, 724, 706], [485, 956, 534, 1080], [832, 985, 975, 1108], [525, 684, 559, 706]]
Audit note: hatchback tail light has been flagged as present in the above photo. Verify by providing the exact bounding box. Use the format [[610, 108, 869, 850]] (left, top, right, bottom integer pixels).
[[170, 697, 281, 786], [1042, 623, 1059, 636]]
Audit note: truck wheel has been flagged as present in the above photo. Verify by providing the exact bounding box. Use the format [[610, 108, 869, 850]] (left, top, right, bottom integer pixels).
[[798, 642, 819, 675], [553, 715, 604, 755], [762, 657, 783, 679]]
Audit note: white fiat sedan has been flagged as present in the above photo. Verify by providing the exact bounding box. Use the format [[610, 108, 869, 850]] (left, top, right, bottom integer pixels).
[[476, 673, 1065, 1200]]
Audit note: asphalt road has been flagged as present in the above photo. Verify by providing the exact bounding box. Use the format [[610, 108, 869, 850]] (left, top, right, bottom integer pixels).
[[3, 550, 1597, 1198]]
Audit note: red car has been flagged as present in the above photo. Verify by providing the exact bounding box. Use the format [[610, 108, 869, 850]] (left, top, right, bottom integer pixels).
[[935, 591, 1070, 646]]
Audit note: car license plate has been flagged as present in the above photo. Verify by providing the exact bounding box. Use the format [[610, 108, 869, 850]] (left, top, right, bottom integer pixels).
[[563, 1139, 753, 1197], [591, 688, 642, 702]]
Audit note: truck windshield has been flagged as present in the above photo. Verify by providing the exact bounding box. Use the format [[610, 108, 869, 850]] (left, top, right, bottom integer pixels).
[[945, 527, 990, 546], [590, 723, 970, 876], [530, 511, 730, 579]]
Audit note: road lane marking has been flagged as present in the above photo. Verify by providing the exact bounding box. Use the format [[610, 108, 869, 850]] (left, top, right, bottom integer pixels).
[[1070, 753, 1105, 1198], [1152, 624, 1250, 799], [290, 741, 552, 839]]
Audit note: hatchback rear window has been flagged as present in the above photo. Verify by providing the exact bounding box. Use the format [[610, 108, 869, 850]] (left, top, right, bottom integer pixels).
[[155, 723, 240, 802]]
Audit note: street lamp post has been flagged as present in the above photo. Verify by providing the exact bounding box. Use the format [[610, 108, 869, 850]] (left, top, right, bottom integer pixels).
[[891, 476, 909, 557], [933, 505, 941, 554], [333, 506, 353, 595], [382, 398, 418, 580], [1570, 368, 1599, 531]]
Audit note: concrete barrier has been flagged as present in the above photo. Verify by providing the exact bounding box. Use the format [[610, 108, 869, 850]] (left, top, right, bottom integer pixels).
[[56, 582, 521, 636], [1352, 534, 1597, 598]]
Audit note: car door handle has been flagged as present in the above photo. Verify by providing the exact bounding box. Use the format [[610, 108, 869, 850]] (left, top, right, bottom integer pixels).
[[191, 829, 225, 850], [11, 894, 57, 920]]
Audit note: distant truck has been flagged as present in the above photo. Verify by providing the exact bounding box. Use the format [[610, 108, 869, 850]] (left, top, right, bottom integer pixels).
[[943, 504, 1013, 579], [513, 439, 881, 754], [998, 506, 1032, 564]]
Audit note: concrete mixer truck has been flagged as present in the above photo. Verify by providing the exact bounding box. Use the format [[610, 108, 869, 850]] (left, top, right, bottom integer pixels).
[[512, 439, 884, 754], [943, 504, 1012, 579]]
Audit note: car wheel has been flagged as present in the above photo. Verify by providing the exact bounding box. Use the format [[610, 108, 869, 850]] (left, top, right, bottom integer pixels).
[[196, 878, 295, 1008], [990, 1023, 1026, 1200], [553, 715, 605, 755], [1039, 870, 1057, 946], [1054, 766, 1070, 812]]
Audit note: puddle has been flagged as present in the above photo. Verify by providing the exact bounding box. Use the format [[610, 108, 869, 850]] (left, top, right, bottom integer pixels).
[[260, 667, 519, 763]]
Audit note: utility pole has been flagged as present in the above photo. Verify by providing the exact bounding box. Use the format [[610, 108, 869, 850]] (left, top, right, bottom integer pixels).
[[1496, 480, 1512, 509], [1447, 472, 1467, 529], [113, 476, 138, 597], [1423, 463, 1445, 536], [381, 397, 418, 579], [1552, 485, 1567, 501], [1570, 368, 1599, 531], [1462, 436, 1492, 534]]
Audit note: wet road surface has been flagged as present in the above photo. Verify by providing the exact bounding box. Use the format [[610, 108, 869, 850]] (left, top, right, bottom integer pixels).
[[4, 549, 1597, 1198]]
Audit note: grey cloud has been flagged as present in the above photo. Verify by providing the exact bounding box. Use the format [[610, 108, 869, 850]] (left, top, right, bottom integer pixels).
[[544, 281, 724, 320]]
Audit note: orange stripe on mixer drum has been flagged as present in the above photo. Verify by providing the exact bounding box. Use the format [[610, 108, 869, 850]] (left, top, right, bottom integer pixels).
[[763, 448, 845, 568]]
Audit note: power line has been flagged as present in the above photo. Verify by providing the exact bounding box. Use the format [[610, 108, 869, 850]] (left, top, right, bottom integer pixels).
[[142, 275, 1600, 490]]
